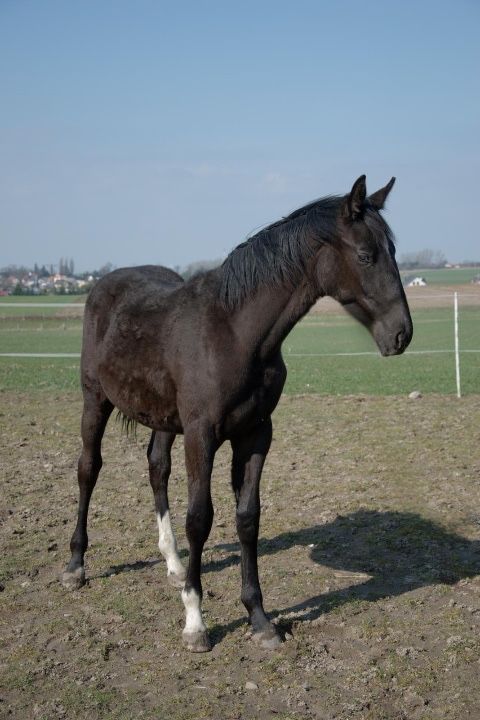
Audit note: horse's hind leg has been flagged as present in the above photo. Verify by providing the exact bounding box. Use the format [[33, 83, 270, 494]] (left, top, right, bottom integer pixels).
[[61, 392, 113, 589], [231, 418, 281, 649], [147, 430, 186, 588]]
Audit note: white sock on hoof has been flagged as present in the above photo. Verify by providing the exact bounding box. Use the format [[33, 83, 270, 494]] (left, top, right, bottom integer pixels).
[[181, 587, 206, 634]]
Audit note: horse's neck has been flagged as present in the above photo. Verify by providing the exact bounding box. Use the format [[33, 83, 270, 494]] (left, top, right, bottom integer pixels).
[[234, 276, 321, 360]]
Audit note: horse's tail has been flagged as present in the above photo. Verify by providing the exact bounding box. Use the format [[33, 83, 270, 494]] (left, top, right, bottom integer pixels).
[[115, 411, 138, 439]]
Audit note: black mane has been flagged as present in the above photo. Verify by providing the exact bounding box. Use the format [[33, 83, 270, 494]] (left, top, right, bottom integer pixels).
[[219, 195, 395, 309], [220, 195, 342, 309]]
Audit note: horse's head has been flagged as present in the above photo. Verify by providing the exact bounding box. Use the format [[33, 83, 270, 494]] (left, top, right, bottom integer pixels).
[[317, 175, 413, 356]]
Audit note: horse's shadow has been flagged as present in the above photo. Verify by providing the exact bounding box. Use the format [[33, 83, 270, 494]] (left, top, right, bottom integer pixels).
[[206, 509, 480, 640], [96, 508, 480, 643]]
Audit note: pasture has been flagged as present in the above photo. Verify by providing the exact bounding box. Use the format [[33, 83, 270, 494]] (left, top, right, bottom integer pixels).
[[1, 282, 479, 719], [1, 287, 479, 395], [400, 266, 480, 286]]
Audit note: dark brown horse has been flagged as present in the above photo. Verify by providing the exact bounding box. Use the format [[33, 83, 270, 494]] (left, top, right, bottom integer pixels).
[[62, 175, 412, 652]]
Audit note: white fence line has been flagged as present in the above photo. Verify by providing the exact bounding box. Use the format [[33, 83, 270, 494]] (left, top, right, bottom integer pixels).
[[0, 302, 85, 308], [1, 349, 479, 359], [286, 350, 480, 356], [407, 293, 479, 299], [0, 353, 81, 358]]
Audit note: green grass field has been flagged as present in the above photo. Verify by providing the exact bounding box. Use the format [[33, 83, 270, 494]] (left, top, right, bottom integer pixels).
[[0, 301, 478, 395], [282, 306, 479, 394], [0, 294, 85, 317], [400, 266, 480, 285], [0, 295, 84, 303]]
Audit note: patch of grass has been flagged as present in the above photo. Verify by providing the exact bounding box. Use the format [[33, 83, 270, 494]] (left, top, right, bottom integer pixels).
[[51, 683, 148, 720], [400, 267, 480, 285], [283, 304, 479, 394], [1, 665, 36, 691], [0, 327, 82, 353], [0, 357, 81, 390], [284, 351, 479, 395], [291, 305, 480, 351], [0, 304, 478, 394], [0, 295, 85, 319], [0, 295, 84, 303]]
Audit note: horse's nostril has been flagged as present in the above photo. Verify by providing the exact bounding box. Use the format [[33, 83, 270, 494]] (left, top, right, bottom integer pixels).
[[395, 331, 405, 350]]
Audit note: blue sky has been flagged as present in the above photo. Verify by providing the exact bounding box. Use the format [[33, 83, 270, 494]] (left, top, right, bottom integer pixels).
[[1, 0, 479, 271]]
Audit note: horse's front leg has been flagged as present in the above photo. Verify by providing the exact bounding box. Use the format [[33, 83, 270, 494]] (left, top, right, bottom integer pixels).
[[231, 418, 281, 649], [181, 421, 216, 652]]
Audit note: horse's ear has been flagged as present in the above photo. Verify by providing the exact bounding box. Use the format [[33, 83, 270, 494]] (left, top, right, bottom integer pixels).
[[346, 175, 367, 220], [368, 177, 396, 210]]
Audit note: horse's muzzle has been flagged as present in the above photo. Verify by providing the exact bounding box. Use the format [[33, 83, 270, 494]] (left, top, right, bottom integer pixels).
[[376, 318, 413, 356]]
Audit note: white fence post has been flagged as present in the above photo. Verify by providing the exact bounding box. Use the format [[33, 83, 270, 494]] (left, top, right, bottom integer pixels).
[[454, 292, 461, 398]]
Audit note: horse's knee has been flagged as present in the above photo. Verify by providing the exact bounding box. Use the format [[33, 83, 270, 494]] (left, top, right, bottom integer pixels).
[[236, 509, 259, 544], [186, 500, 214, 543], [78, 450, 102, 483], [149, 456, 171, 485]]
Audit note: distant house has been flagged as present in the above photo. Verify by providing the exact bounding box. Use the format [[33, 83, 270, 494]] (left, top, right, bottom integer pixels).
[[5, 275, 19, 290], [472, 275, 480, 285], [406, 277, 427, 287]]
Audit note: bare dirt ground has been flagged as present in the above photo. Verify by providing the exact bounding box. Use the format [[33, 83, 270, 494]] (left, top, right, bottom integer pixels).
[[312, 284, 480, 315], [20, 283, 480, 320], [402, 284, 480, 310], [1, 392, 480, 719]]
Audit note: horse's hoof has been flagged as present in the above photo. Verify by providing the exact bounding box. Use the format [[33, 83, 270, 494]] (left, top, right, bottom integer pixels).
[[252, 625, 282, 650], [167, 570, 186, 589], [182, 630, 212, 653], [61, 566, 85, 590]]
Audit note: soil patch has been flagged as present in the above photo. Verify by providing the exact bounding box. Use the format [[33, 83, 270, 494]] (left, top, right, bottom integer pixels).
[[1, 392, 480, 719]]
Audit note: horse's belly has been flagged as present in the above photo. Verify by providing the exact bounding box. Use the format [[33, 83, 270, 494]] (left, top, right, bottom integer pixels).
[[98, 356, 182, 432], [129, 397, 182, 433]]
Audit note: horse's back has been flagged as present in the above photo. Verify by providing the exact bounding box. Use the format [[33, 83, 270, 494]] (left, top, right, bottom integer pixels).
[[84, 265, 181, 325], [87, 265, 183, 309], [81, 265, 184, 391]]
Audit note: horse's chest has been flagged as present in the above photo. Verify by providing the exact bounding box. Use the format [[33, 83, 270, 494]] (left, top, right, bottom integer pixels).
[[223, 360, 286, 437]]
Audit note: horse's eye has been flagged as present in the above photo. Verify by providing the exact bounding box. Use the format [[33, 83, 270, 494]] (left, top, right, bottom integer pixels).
[[358, 253, 372, 266]]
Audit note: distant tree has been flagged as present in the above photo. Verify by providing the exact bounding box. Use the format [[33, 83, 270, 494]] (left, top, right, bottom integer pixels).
[[98, 262, 114, 277], [58, 257, 72, 275], [0, 264, 30, 277], [12, 282, 24, 295], [398, 249, 447, 270], [181, 258, 222, 280]]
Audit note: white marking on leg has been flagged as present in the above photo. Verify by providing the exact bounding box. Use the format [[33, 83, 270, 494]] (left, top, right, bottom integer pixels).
[[182, 587, 206, 633], [156, 511, 185, 579]]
